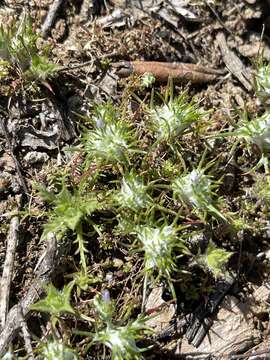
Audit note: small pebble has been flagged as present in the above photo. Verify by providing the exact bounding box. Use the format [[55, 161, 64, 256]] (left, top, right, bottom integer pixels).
[[24, 151, 49, 164]]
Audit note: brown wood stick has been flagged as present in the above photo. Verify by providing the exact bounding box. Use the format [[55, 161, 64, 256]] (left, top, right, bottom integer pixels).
[[113, 61, 225, 84]]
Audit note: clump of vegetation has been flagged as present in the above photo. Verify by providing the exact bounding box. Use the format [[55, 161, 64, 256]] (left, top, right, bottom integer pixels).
[[0, 14, 59, 81], [4, 3, 270, 359], [30, 84, 236, 359], [91, 291, 152, 360]]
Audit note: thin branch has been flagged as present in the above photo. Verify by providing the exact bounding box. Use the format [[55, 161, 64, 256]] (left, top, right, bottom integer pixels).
[[19, 307, 34, 360], [0, 232, 63, 357], [41, 0, 65, 37], [58, 51, 119, 72], [0, 216, 20, 329]]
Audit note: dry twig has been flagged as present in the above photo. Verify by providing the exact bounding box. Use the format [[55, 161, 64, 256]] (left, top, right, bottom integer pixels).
[[19, 307, 34, 360], [0, 216, 20, 329], [0, 233, 60, 357], [113, 61, 225, 84], [41, 0, 65, 37]]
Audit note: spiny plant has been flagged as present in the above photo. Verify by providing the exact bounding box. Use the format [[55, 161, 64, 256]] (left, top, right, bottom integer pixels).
[[129, 219, 190, 300], [227, 111, 270, 172], [255, 59, 270, 102], [91, 102, 120, 128], [0, 14, 59, 80], [37, 184, 102, 273], [40, 339, 78, 360], [90, 290, 152, 360], [82, 106, 141, 167], [147, 87, 204, 141], [115, 171, 152, 212], [233, 112, 270, 154], [171, 159, 226, 221]]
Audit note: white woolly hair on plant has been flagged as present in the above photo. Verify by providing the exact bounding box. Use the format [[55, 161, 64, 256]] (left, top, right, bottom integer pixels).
[[255, 61, 270, 100], [92, 291, 151, 360], [42, 339, 78, 360], [135, 222, 188, 304], [148, 90, 204, 141], [233, 111, 270, 154], [227, 111, 270, 173], [83, 120, 138, 165], [137, 224, 177, 275], [171, 154, 226, 221], [172, 169, 212, 209], [116, 172, 151, 211]]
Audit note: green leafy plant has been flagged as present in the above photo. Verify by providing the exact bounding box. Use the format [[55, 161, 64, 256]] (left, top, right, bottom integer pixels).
[[40, 185, 100, 236], [91, 291, 152, 360], [31, 283, 75, 327], [38, 184, 102, 273], [197, 242, 232, 277], [141, 72, 155, 88], [0, 15, 58, 80], [26, 55, 59, 81]]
